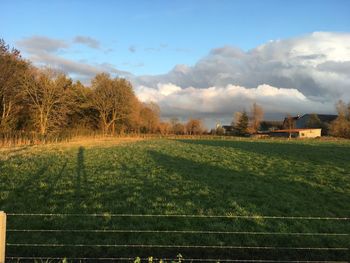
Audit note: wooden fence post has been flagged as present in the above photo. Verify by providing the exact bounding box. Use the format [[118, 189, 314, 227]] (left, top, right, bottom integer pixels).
[[0, 211, 6, 263]]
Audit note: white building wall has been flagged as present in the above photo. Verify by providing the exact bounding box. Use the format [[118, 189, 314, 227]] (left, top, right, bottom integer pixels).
[[299, 129, 321, 138]]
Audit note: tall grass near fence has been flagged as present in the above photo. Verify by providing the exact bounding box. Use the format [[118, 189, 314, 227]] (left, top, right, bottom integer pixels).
[[0, 131, 161, 147]]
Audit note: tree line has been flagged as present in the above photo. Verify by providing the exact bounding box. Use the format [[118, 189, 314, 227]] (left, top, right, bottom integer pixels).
[[0, 39, 208, 142]]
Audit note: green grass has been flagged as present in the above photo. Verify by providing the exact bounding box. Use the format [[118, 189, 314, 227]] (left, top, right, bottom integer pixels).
[[1, 138, 349, 261]]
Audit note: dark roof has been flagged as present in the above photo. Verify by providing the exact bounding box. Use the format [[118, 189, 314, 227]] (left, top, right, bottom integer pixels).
[[260, 120, 283, 125], [301, 114, 338, 123]]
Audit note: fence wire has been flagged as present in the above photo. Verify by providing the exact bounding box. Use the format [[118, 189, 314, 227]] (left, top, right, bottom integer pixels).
[[6, 243, 349, 250], [4, 257, 349, 263], [7, 213, 350, 220], [6, 213, 349, 261], [7, 229, 349, 236]]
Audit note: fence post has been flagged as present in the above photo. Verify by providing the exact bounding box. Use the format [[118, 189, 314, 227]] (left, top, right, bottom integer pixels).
[[0, 211, 6, 263]]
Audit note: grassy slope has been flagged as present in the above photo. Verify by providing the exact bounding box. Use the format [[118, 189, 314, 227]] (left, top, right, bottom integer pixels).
[[0, 138, 349, 261]]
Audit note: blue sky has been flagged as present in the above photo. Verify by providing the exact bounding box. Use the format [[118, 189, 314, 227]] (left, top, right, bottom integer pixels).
[[2, 0, 350, 75]]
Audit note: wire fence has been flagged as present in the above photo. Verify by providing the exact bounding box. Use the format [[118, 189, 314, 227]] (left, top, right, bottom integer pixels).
[[5, 257, 349, 263], [7, 213, 350, 220], [7, 229, 348, 236], [4, 257, 350, 263], [5, 213, 350, 262]]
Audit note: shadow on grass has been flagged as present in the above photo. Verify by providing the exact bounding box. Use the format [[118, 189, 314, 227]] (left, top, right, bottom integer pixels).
[[147, 150, 349, 217], [177, 139, 350, 167], [1, 157, 66, 213], [140, 150, 349, 260], [1, 165, 49, 212], [74, 146, 88, 211]]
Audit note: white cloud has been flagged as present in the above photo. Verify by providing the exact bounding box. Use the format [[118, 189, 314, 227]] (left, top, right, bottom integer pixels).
[[134, 32, 350, 100], [135, 83, 333, 126]]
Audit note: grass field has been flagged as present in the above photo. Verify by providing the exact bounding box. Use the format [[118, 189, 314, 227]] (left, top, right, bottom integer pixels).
[[0, 137, 349, 262]]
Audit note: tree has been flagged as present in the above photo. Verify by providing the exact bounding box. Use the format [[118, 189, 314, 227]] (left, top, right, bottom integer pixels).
[[139, 102, 160, 133], [0, 39, 29, 132], [330, 100, 350, 138], [66, 80, 99, 132], [215, 126, 225, 135], [170, 117, 179, 134], [123, 97, 141, 134], [235, 111, 249, 136], [186, 118, 204, 135], [232, 112, 242, 127], [158, 122, 171, 135], [249, 103, 264, 133], [173, 123, 185, 135], [23, 68, 72, 135], [284, 114, 295, 139], [90, 73, 136, 135]]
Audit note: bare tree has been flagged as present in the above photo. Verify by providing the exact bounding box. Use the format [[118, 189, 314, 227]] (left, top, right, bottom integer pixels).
[[232, 112, 242, 127], [158, 122, 171, 135], [139, 102, 160, 133], [23, 68, 72, 135], [186, 118, 204, 135], [170, 117, 179, 134], [249, 102, 264, 133], [90, 73, 136, 135], [0, 39, 29, 132], [285, 114, 295, 139], [330, 100, 350, 138]]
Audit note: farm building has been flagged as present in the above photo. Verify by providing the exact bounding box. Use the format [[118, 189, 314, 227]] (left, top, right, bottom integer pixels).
[[296, 114, 337, 128], [282, 114, 337, 135], [269, 128, 322, 138]]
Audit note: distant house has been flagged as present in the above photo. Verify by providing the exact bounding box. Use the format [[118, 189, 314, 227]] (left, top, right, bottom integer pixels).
[[270, 128, 322, 138], [282, 114, 337, 135], [222, 125, 235, 134]]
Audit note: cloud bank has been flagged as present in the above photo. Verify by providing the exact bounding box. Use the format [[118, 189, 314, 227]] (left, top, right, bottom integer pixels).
[[133, 32, 350, 125], [135, 83, 333, 126]]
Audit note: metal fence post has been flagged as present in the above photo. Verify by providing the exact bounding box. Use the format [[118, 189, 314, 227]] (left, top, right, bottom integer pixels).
[[0, 211, 6, 263]]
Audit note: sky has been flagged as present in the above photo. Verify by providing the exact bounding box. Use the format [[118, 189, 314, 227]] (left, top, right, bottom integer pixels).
[[2, 0, 350, 127]]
